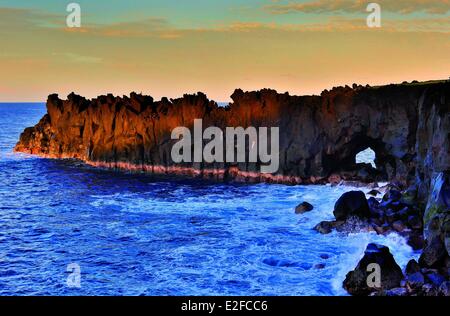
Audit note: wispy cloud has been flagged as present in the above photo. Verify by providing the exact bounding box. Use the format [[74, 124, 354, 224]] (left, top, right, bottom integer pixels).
[[265, 0, 450, 15], [51, 52, 103, 64], [0, 7, 62, 30]]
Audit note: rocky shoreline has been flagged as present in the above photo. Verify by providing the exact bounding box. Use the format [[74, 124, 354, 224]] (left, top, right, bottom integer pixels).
[[14, 80, 450, 296], [297, 181, 449, 296]]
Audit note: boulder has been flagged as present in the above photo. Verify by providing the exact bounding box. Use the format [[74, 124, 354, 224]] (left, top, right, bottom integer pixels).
[[295, 202, 314, 214], [314, 221, 333, 234], [419, 236, 447, 268], [333, 191, 370, 221], [343, 243, 404, 296], [314, 221, 332, 234], [405, 259, 421, 275], [313, 220, 345, 234]]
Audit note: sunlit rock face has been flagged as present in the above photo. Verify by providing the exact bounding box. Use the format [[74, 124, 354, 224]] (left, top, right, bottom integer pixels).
[[15, 82, 449, 189]]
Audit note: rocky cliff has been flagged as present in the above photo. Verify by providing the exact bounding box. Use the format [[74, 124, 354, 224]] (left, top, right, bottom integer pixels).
[[15, 81, 450, 189]]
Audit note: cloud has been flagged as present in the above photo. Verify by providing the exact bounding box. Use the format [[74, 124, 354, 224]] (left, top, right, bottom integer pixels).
[[92, 17, 176, 38], [52, 52, 103, 64], [0, 7, 62, 29], [265, 0, 450, 15]]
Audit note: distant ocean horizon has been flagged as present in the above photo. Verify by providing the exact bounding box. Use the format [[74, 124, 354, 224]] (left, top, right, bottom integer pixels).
[[0, 103, 417, 295]]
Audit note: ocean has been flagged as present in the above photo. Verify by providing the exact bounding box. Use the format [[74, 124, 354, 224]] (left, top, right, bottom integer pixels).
[[0, 103, 418, 295]]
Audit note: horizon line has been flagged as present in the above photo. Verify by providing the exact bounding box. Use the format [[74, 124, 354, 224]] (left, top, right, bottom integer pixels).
[[1, 77, 448, 103]]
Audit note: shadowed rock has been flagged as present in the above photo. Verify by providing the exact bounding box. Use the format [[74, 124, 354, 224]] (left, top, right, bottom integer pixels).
[[295, 202, 314, 214], [343, 243, 404, 296], [333, 191, 370, 221]]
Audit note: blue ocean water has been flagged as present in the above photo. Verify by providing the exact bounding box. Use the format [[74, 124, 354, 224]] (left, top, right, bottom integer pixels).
[[0, 103, 418, 296]]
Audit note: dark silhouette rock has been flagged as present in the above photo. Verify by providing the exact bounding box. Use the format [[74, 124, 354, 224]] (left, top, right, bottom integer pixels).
[[406, 259, 421, 275], [333, 191, 370, 221], [295, 202, 314, 214], [314, 221, 333, 234], [407, 233, 425, 250], [343, 243, 404, 296]]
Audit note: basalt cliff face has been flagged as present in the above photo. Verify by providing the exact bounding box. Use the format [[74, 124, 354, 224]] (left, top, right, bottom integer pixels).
[[15, 81, 450, 190]]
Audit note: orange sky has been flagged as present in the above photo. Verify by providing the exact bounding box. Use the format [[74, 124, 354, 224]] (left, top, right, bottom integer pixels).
[[0, 1, 449, 102]]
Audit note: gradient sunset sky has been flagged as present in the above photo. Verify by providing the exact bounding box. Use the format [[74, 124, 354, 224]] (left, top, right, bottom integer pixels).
[[0, 0, 449, 102]]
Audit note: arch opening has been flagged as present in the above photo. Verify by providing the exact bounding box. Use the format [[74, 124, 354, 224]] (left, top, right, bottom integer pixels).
[[323, 135, 393, 183], [356, 147, 376, 169]]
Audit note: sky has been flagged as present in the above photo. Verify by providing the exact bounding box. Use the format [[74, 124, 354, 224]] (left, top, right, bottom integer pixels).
[[0, 0, 449, 102]]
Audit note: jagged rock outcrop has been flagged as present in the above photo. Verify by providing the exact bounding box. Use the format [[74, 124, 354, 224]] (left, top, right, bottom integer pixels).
[[343, 243, 404, 296], [14, 81, 450, 187]]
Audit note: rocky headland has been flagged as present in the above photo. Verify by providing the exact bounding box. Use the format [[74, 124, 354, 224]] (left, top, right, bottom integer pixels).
[[15, 80, 450, 295]]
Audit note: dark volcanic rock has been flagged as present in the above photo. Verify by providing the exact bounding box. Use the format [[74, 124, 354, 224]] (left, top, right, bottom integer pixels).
[[343, 243, 404, 296], [406, 259, 421, 275], [422, 172, 450, 265], [419, 236, 447, 268], [313, 220, 345, 234], [314, 221, 333, 234], [295, 202, 314, 214], [333, 191, 370, 221], [14, 82, 450, 189], [407, 232, 425, 251]]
